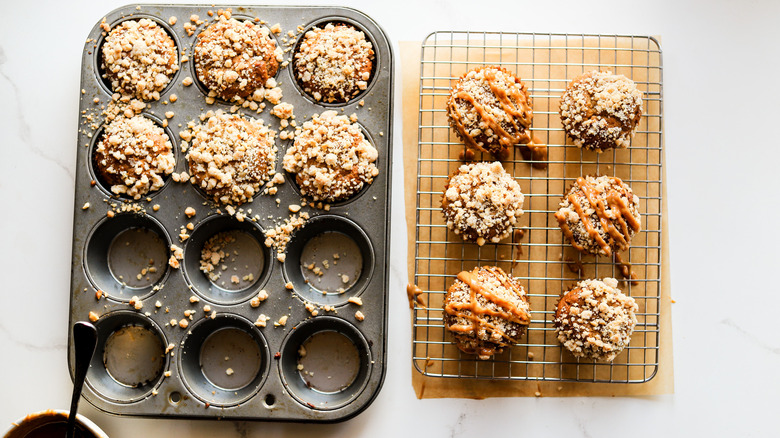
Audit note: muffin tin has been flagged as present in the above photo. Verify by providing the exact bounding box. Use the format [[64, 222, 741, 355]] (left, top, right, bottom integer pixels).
[[68, 4, 392, 422]]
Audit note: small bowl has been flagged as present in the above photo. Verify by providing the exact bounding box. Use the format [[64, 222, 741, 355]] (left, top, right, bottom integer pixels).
[[3, 409, 108, 438]]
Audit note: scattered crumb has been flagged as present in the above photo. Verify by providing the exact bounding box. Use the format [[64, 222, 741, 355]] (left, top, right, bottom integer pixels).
[[88, 311, 99, 322], [354, 310, 365, 321], [184, 206, 196, 218]]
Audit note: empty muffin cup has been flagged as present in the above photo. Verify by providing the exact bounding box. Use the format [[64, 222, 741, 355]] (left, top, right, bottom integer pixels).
[[84, 213, 170, 301], [183, 214, 271, 305], [282, 215, 374, 306], [178, 314, 269, 406], [85, 311, 168, 403], [278, 316, 372, 410]]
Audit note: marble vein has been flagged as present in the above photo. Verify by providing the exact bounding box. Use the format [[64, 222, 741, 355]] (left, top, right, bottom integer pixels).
[[0, 44, 73, 180], [720, 318, 780, 355], [0, 322, 67, 351]]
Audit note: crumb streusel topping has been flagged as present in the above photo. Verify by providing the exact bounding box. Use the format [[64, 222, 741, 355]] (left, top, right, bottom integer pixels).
[[282, 110, 378, 202], [442, 161, 524, 246], [559, 70, 643, 151], [554, 277, 638, 362], [187, 110, 276, 205], [101, 18, 179, 101], [294, 23, 374, 103]]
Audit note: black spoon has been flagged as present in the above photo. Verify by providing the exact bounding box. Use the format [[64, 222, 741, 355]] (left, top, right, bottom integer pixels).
[[66, 321, 98, 438]]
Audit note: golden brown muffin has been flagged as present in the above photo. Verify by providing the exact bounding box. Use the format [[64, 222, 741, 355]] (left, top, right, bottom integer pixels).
[[447, 66, 534, 160], [193, 15, 282, 102], [444, 266, 531, 360], [101, 18, 179, 101], [441, 161, 524, 246], [282, 111, 379, 203], [294, 23, 375, 103], [187, 111, 276, 206], [555, 175, 641, 257], [94, 114, 175, 199], [559, 70, 643, 152], [554, 278, 638, 362]]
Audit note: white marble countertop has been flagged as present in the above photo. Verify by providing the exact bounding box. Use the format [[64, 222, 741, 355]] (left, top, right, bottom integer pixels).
[[1, 0, 778, 436]]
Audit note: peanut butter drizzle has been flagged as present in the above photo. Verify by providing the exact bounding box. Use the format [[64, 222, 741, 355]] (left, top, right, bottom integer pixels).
[[458, 148, 476, 161], [613, 252, 639, 285], [449, 68, 533, 158], [519, 135, 548, 169], [406, 283, 426, 309], [444, 268, 530, 346], [557, 176, 641, 257], [511, 229, 524, 271]]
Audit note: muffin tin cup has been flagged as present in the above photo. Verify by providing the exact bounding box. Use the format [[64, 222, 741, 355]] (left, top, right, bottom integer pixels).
[[88, 112, 180, 202], [70, 4, 392, 423], [179, 314, 270, 406], [278, 316, 372, 411], [93, 14, 183, 100], [87, 311, 169, 404], [290, 16, 382, 106], [282, 214, 375, 307], [182, 214, 272, 305], [84, 213, 171, 302]]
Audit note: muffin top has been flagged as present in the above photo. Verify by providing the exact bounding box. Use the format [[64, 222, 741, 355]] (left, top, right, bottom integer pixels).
[[555, 175, 640, 257], [444, 266, 531, 360], [101, 18, 179, 101], [555, 277, 638, 362], [447, 66, 533, 160], [282, 111, 378, 203], [441, 161, 524, 246], [294, 23, 375, 103], [193, 16, 282, 101], [187, 111, 276, 205], [94, 114, 175, 199], [559, 70, 643, 151]]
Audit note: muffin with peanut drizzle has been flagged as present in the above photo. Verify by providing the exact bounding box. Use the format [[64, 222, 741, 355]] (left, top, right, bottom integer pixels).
[[101, 18, 179, 101], [444, 266, 531, 360], [187, 111, 277, 206], [193, 13, 283, 102], [555, 175, 640, 257], [441, 161, 524, 246], [282, 111, 379, 203], [559, 71, 643, 152], [94, 114, 175, 199], [447, 66, 545, 164], [554, 277, 638, 362], [294, 22, 375, 103]]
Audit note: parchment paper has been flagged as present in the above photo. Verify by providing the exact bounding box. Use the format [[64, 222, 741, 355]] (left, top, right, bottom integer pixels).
[[401, 39, 673, 398]]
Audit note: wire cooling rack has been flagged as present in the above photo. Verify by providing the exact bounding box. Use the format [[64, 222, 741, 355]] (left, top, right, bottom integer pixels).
[[412, 32, 663, 383]]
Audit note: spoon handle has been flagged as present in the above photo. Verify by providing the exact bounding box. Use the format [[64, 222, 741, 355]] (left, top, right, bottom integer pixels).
[[67, 321, 98, 438]]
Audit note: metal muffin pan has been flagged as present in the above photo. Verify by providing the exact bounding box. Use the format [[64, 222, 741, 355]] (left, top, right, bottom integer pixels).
[[68, 3, 392, 422]]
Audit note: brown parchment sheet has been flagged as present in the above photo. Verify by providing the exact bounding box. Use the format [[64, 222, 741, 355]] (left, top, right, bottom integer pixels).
[[401, 37, 673, 398]]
